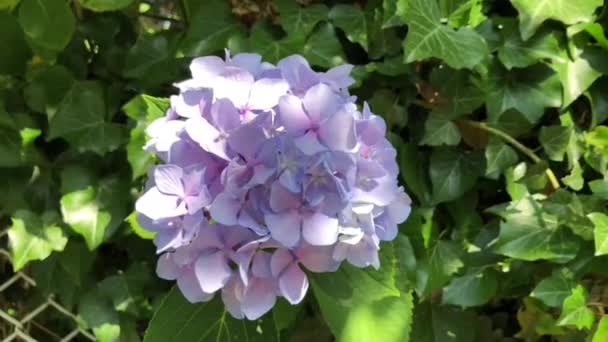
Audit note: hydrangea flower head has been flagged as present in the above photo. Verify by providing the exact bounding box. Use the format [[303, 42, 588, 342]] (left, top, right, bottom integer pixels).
[[136, 51, 411, 320]]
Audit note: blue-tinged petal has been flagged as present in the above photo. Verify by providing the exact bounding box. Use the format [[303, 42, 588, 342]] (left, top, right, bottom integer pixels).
[[195, 251, 232, 293], [302, 212, 339, 246], [278, 95, 311, 134], [319, 109, 357, 152], [154, 165, 184, 196], [302, 83, 340, 123], [264, 212, 301, 247], [279, 264, 308, 304]]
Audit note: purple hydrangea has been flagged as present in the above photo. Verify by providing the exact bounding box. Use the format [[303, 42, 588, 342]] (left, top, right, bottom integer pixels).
[[135, 51, 411, 320]]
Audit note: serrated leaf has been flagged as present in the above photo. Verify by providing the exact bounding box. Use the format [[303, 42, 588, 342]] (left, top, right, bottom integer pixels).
[[18, 0, 75, 54], [539, 125, 572, 162], [485, 137, 518, 175], [48, 81, 126, 155], [144, 287, 278, 342], [420, 113, 461, 146], [402, 0, 488, 69], [557, 285, 595, 330], [7, 210, 67, 271], [492, 196, 580, 262], [429, 147, 484, 203], [275, 0, 327, 36], [442, 269, 498, 308], [590, 212, 608, 256], [531, 268, 575, 307], [511, 0, 603, 40], [311, 249, 414, 342]]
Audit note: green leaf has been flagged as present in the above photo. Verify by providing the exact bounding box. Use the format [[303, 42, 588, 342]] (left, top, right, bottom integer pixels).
[[399, 142, 432, 205], [420, 113, 461, 146], [410, 302, 476, 342], [180, 0, 243, 57], [61, 186, 111, 250], [402, 0, 488, 69], [589, 212, 608, 256], [272, 299, 301, 334], [562, 163, 584, 191], [303, 23, 346, 68], [557, 285, 595, 330], [442, 269, 498, 308], [99, 264, 151, 314], [368, 89, 408, 130], [511, 0, 603, 40], [79, 0, 134, 12], [122, 95, 169, 179], [497, 22, 562, 69], [589, 179, 608, 200], [144, 287, 277, 342], [429, 68, 485, 118], [531, 268, 575, 307], [311, 255, 414, 342], [249, 21, 303, 64], [492, 196, 580, 262], [593, 316, 608, 342], [79, 289, 121, 342], [7, 210, 68, 271], [48, 81, 127, 155], [24, 65, 74, 115], [381, 0, 406, 28], [275, 0, 328, 36], [553, 46, 607, 108], [329, 4, 369, 50], [18, 0, 76, 54], [485, 137, 518, 176], [483, 62, 562, 123], [539, 126, 572, 162], [429, 147, 484, 204], [0, 11, 31, 75], [418, 240, 464, 294]]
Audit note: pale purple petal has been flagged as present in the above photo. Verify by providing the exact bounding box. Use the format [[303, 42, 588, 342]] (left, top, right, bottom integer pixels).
[[279, 264, 308, 304], [265, 212, 301, 247], [214, 67, 255, 109], [190, 56, 225, 83], [278, 95, 311, 134], [296, 244, 340, 272], [135, 188, 187, 220], [248, 78, 289, 111], [195, 252, 232, 293], [242, 277, 277, 320], [156, 253, 179, 280], [294, 132, 326, 155], [303, 83, 339, 123], [154, 165, 184, 196], [319, 110, 357, 151], [302, 213, 339, 246], [177, 269, 214, 303], [209, 193, 241, 225]]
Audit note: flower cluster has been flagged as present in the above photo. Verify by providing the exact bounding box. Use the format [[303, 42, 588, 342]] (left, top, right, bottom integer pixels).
[[136, 52, 411, 320]]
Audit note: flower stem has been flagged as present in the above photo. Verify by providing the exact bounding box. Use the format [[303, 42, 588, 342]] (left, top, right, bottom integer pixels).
[[462, 119, 561, 190]]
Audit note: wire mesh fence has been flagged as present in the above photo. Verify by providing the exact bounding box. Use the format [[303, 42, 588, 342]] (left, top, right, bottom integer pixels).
[[0, 229, 95, 342]]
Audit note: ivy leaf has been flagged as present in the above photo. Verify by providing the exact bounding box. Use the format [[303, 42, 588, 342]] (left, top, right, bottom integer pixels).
[[562, 163, 584, 191], [275, 0, 328, 37], [442, 269, 498, 308], [249, 21, 303, 64], [589, 212, 608, 256], [180, 0, 243, 57], [589, 180, 608, 200], [79, 0, 134, 12], [303, 23, 345, 68], [0, 12, 31, 75], [402, 0, 488, 69], [539, 126, 572, 162], [429, 147, 484, 204], [144, 287, 278, 342], [24, 65, 74, 115], [429, 68, 485, 117], [557, 285, 595, 330], [311, 247, 414, 342], [7, 210, 68, 272], [531, 268, 576, 307], [420, 113, 461, 146], [410, 302, 477, 342], [122, 95, 169, 179], [491, 196, 580, 262], [485, 137, 518, 176], [593, 316, 608, 342], [418, 240, 464, 294], [553, 46, 607, 108], [497, 22, 562, 69], [48, 81, 127, 155], [483, 62, 562, 123], [329, 4, 369, 50], [18, 0, 75, 55], [399, 142, 432, 205], [79, 289, 121, 342], [511, 0, 603, 40]]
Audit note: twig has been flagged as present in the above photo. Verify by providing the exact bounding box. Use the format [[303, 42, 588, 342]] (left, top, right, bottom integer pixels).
[[462, 119, 561, 190]]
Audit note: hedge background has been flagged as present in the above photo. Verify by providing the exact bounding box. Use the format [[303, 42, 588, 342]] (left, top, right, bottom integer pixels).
[[1, 0, 608, 341]]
